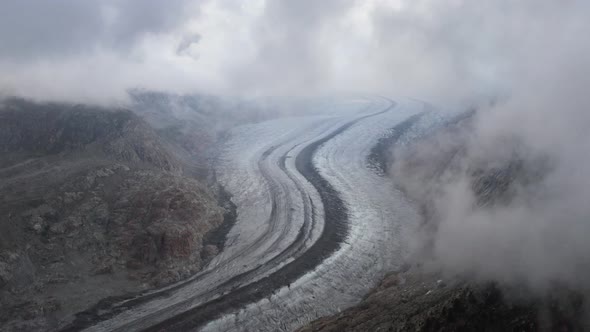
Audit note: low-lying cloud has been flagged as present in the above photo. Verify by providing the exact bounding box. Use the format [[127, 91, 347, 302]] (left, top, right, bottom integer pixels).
[[386, 0, 590, 292]]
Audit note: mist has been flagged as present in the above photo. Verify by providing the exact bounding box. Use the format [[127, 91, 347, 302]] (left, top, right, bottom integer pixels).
[[383, 1, 590, 293], [2, 0, 590, 292], [0, 0, 529, 104]]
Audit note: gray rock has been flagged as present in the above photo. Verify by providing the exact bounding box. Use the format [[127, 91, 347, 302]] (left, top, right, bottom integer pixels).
[[0, 261, 12, 287]]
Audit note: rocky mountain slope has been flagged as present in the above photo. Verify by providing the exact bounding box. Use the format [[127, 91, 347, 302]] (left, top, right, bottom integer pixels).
[[0, 99, 225, 331]]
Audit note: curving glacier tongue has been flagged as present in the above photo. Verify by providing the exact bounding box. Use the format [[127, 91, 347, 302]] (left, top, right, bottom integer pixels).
[[78, 97, 426, 332], [203, 98, 424, 332]]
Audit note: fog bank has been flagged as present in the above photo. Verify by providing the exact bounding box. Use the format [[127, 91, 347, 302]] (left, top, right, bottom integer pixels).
[[390, 0, 590, 291]]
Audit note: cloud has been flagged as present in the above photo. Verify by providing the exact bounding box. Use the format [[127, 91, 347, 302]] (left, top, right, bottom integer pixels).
[[0, 0, 194, 60], [176, 34, 202, 56], [0, 0, 507, 102], [0, 0, 589, 117], [386, 0, 590, 292], [0, 0, 206, 103]]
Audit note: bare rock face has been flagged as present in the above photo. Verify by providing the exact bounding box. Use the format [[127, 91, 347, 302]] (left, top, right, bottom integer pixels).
[[0, 100, 226, 331], [0, 98, 181, 172], [111, 170, 223, 280], [300, 267, 590, 332], [299, 270, 543, 332]]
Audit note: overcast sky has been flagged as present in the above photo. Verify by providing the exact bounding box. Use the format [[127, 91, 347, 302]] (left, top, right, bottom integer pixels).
[[0, 0, 588, 106]]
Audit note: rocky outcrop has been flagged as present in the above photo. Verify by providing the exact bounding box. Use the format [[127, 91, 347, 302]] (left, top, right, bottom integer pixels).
[[0, 100, 226, 331], [0, 98, 180, 172], [299, 268, 587, 332]]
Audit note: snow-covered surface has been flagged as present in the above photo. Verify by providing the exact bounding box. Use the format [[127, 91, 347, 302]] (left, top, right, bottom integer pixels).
[[81, 97, 425, 332], [205, 98, 424, 331]]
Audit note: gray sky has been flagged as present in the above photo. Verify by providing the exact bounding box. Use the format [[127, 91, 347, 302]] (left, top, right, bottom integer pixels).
[[4, 0, 587, 104], [0, 0, 193, 60]]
